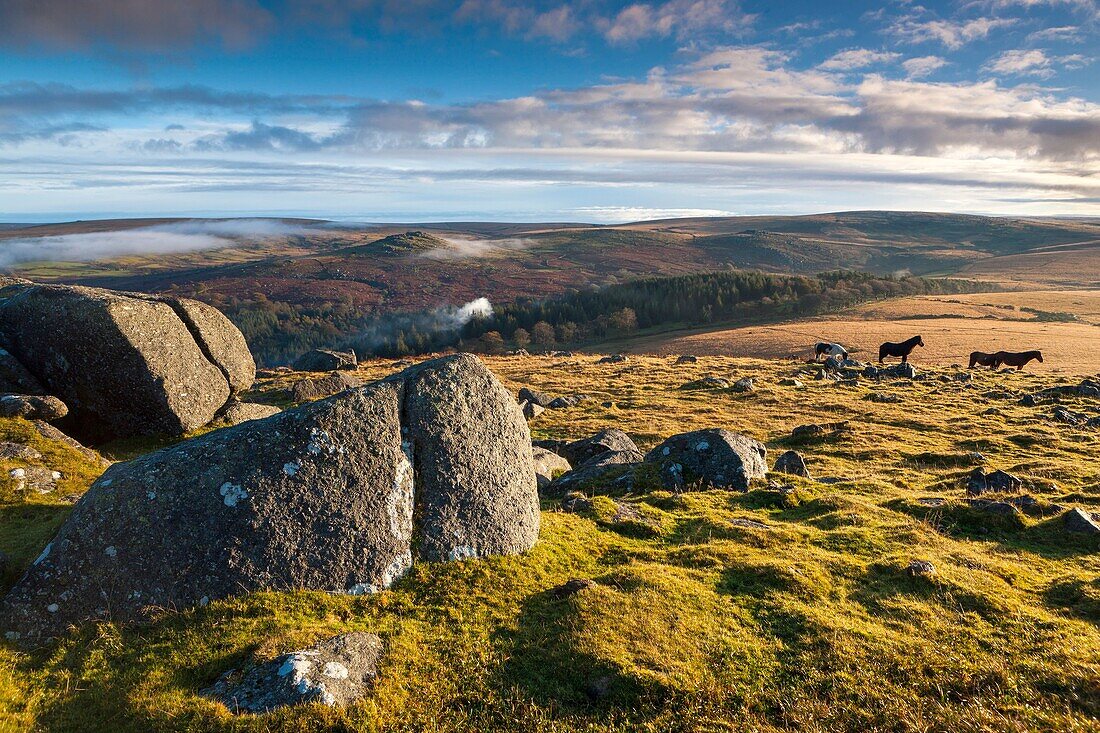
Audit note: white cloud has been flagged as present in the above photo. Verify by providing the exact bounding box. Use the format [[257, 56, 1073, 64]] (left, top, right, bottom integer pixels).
[[818, 48, 901, 71], [887, 16, 1016, 48], [902, 56, 948, 78]]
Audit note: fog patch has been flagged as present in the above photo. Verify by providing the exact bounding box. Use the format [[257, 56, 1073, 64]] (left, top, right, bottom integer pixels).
[[420, 236, 533, 260], [0, 219, 316, 268], [347, 298, 493, 357]]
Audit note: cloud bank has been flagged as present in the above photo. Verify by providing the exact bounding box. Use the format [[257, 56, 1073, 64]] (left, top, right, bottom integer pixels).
[[0, 219, 312, 268]]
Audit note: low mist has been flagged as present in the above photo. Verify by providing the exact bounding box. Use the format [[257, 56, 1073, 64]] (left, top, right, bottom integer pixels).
[[0, 219, 315, 268], [421, 236, 533, 260], [347, 297, 493, 356]]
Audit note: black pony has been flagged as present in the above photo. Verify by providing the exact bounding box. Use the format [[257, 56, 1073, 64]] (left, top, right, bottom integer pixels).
[[878, 335, 924, 363]]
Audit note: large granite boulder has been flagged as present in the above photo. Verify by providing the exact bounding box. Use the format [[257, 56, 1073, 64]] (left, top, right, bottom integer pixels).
[[0, 283, 255, 442], [645, 428, 767, 492], [158, 296, 256, 393], [2, 354, 538, 641], [394, 354, 539, 562]]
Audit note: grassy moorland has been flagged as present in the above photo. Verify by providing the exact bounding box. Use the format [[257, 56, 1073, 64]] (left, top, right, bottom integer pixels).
[[0, 354, 1098, 732]]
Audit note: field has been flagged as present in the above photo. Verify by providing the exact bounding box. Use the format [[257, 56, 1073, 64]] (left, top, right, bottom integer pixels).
[[1, 354, 1098, 731], [613, 291, 1100, 373]]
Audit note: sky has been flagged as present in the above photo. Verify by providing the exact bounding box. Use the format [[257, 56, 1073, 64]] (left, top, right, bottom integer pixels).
[[1, 0, 1098, 222]]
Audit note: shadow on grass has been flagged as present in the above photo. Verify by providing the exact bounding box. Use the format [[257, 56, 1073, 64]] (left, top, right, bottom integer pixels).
[[0, 503, 72, 590], [886, 498, 1100, 559], [492, 586, 647, 715]]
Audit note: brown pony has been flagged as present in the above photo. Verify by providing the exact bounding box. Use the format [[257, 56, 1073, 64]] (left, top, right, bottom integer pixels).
[[968, 351, 999, 369], [993, 350, 1043, 370]]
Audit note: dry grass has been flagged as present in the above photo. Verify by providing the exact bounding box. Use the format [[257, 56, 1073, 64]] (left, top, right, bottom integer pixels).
[[0, 354, 1098, 732]]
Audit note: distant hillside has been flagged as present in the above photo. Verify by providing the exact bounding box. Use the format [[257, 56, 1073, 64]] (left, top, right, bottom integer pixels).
[[5, 211, 1100, 362]]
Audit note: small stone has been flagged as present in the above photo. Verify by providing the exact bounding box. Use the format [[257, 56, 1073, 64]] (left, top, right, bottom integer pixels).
[[773, 450, 811, 479], [203, 632, 383, 713], [1063, 508, 1100, 535], [550, 578, 596, 599], [905, 560, 935, 577], [731, 378, 755, 393]]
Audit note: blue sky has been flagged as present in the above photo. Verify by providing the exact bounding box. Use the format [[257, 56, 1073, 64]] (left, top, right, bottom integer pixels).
[[1, 0, 1098, 221]]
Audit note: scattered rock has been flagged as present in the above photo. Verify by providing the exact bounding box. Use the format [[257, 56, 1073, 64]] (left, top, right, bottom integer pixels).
[[880, 363, 917, 379], [906, 560, 935, 577], [550, 578, 596, 599], [0, 348, 44, 395], [547, 394, 586, 409], [677, 374, 730, 391], [0, 442, 41, 460], [967, 499, 1020, 516], [679, 376, 730, 390], [292, 349, 358, 372], [866, 392, 903, 404], [0, 283, 254, 442], [558, 428, 640, 467], [791, 421, 849, 441], [777, 378, 804, 387], [729, 518, 769, 530], [0, 394, 67, 421], [917, 497, 946, 507], [596, 354, 628, 364], [518, 387, 552, 408], [8, 466, 61, 494], [290, 372, 362, 402], [204, 632, 384, 713], [645, 428, 767, 492], [532, 447, 571, 490], [1053, 406, 1092, 426], [675, 355, 698, 364], [548, 450, 642, 493], [966, 468, 1022, 496], [731, 378, 755, 393], [2, 354, 538, 641], [1063, 507, 1100, 535], [773, 450, 810, 479], [520, 400, 545, 421], [559, 491, 592, 513], [217, 401, 282, 425]]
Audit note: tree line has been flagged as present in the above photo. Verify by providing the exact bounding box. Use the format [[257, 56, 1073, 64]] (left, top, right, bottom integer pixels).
[[209, 270, 996, 363]]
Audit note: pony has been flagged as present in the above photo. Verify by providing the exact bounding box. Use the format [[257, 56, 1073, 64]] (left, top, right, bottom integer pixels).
[[814, 342, 849, 361], [878, 335, 924, 363], [968, 351, 1000, 369], [992, 350, 1043, 370]]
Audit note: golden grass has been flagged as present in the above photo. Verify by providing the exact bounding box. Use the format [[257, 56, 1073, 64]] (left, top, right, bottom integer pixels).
[[0, 354, 1097, 732]]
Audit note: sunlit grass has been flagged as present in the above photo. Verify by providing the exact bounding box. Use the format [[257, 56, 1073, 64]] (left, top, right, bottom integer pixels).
[[1, 354, 1097, 731]]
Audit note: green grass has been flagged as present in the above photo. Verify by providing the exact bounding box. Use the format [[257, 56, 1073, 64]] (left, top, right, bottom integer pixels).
[[0, 355, 1098, 731]]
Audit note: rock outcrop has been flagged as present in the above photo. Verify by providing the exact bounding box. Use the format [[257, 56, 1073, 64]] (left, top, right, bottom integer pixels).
[[0, 282, 255, 442], [645, 429, 767, 492], [0, 348, 45, 395], [2, 354, 538, 641]]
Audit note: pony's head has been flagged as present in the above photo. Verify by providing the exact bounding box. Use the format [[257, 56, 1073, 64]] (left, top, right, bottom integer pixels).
[[917, 335, 925, 347], [1036, 351, 1044, 362]]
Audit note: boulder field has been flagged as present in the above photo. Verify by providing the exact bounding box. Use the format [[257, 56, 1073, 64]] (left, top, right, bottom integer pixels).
[[2, 354, 539, 642], [0, 280, 255, 442]]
